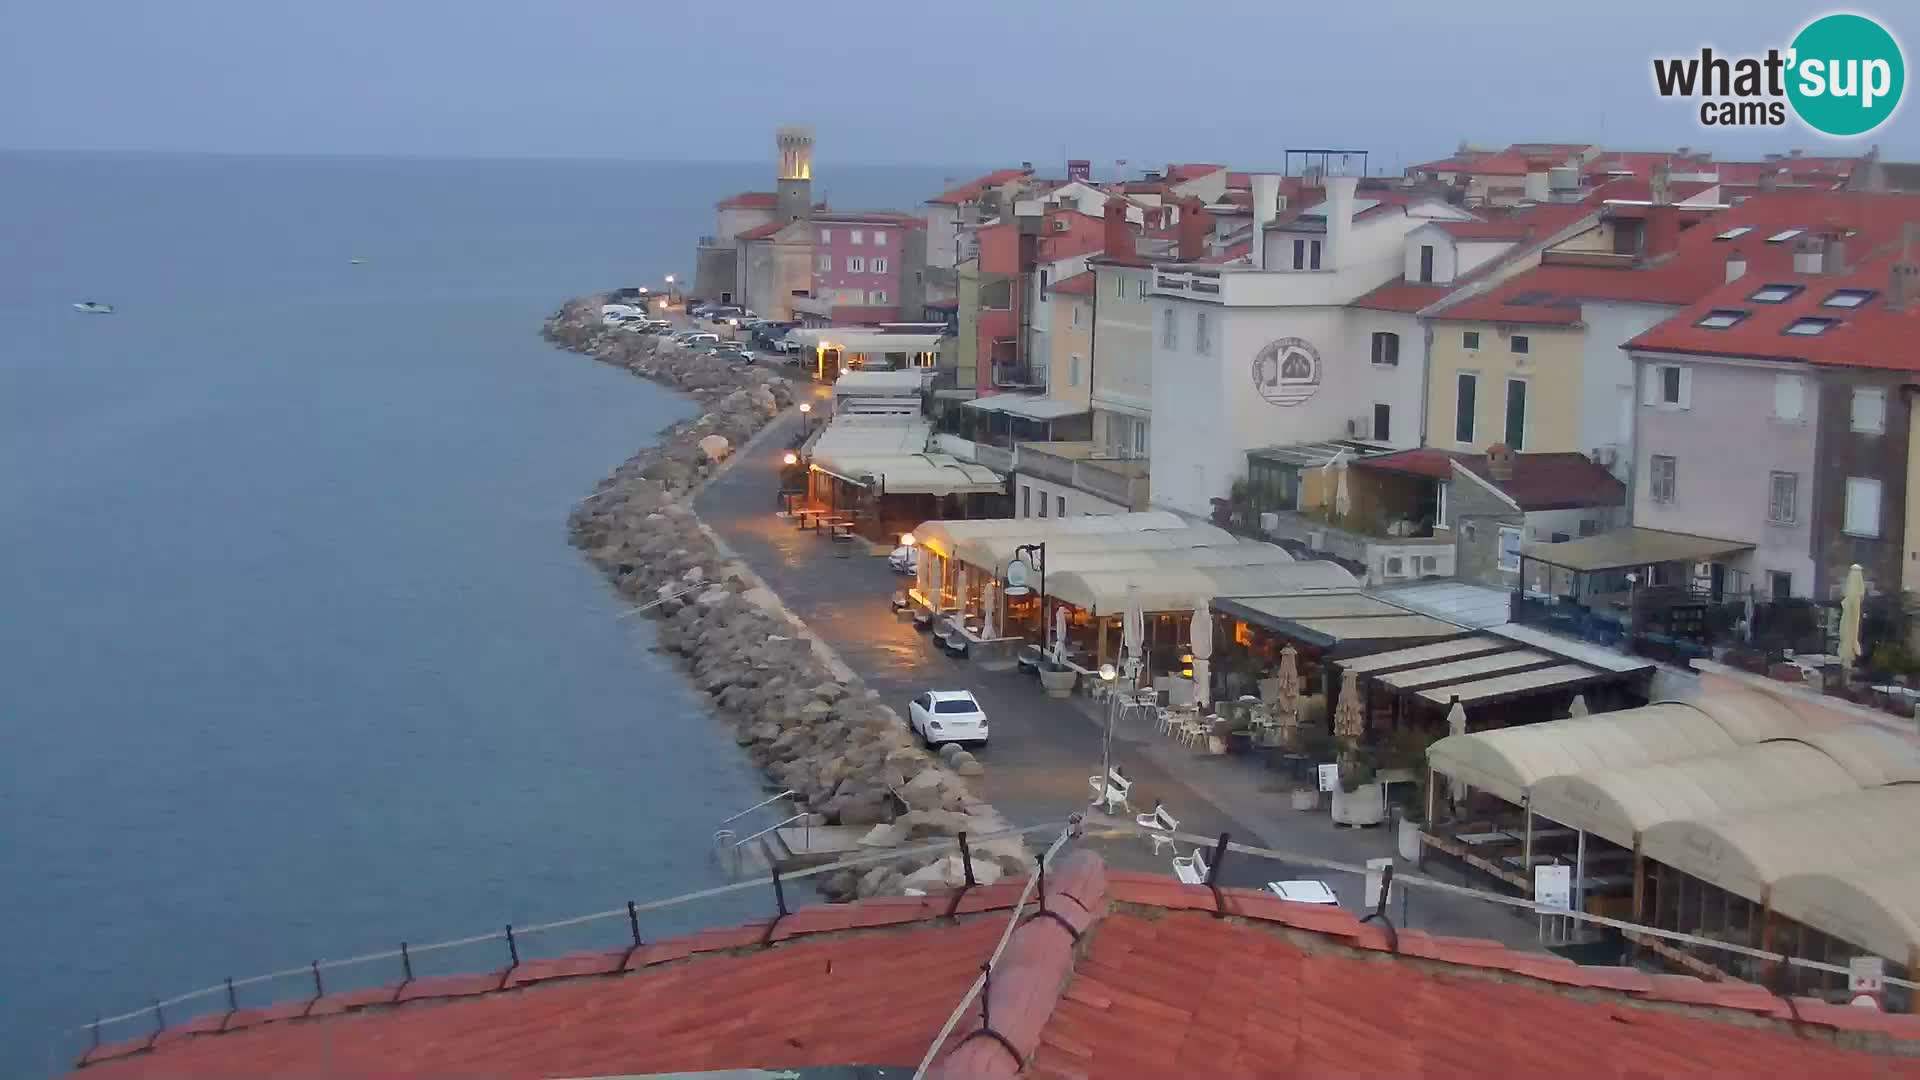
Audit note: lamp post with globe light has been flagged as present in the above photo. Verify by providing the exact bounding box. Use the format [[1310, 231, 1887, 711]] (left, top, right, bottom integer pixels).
[[1098, 662, 1120, 808]]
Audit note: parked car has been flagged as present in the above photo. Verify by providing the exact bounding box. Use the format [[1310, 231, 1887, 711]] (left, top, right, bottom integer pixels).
[[907, 690, 989, 747], [772, 336, 805, 354], [712, 344, 754, 363], [688, 303, 719, 318], [888, 545, 919, 575], [677, 332, 719, 348], [643, 319, 673, 334]]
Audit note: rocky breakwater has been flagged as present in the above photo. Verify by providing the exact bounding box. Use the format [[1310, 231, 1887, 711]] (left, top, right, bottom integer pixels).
[[542, 298, 1031, 900]]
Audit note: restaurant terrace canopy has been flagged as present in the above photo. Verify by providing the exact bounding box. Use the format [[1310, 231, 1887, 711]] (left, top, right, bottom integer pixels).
[[1046, 559, 1358, 615], [1214, 592, 1462, 653]]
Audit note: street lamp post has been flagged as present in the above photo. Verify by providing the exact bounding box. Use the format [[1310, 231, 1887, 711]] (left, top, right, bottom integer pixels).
[[1012, 542, 1047, 645], [1098, 662, 1119, 807]]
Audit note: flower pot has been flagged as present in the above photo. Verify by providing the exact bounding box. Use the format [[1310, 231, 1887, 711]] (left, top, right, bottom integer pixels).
[[1397, 817, 1424, 862], [1290, 788, 1319, 812], [1206, 734, 1227, 756], [1331, 782, 1386, 827], [1038, 667, 1077, 699]]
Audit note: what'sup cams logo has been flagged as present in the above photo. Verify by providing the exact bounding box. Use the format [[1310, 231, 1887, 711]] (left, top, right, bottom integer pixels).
[[1652, 13, 1904, 135]]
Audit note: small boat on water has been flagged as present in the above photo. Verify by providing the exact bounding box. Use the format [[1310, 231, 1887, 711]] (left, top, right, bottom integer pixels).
[[350, 258, 366, 265], [72, 301, 114, 314]]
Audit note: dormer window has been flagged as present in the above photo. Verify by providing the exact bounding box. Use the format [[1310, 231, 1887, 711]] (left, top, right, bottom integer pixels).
[[1748, 283, 1801, 304], [1766, 229, 1804, 243], [1785, 316, 1838, 336], [1695, 309, 1748, 329], [1716, 226, 1753, 240], [1823, 289, 1876, 308]]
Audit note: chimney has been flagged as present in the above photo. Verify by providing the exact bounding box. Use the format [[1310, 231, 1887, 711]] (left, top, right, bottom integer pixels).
[[1177, 197, 1213, 262], [1758, 170, 1780, 193], [1523, 156, 1550, 202], [1650, 162, 1671, 205], [1486, 443, 1515, 483], [1250, 174, 1280, 270], [1726, 252, 1748, 283], [1890, 224, 1919, 312], [1020, 161, 1034, 171], [1324, 174, 1359, 272], [1793, 235, 1824, 274], [1643, 204, 1681, 261], [1067, 159, 1090, 183], [1102, 200, 1134, 261], [1824, 231, 1850, 275]]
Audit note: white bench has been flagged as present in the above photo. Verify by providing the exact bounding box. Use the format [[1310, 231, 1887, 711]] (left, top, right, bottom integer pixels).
[[1172, 846, 1210, 886], [1088, 769, 1132, 814], [1135, 803, 1180, 856]]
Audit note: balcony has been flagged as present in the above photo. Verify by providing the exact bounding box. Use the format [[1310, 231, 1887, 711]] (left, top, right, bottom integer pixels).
[[1148, 265, 1351, 307], [1258, 508, 1453, 586], [1013, 442, 1150, 511]]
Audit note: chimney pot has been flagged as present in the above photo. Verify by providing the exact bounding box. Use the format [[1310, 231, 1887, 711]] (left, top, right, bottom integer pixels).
[[1177, 197, 1213, 262], [1891, 262, 1918, 312], [1486, 444, 1515, 483]]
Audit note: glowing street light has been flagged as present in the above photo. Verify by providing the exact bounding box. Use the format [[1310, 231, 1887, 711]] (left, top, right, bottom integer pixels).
[[798, 402, 812, 414], [664, 274, 676, 284], [782, 451, 799, 466], [1098, 662, 1120, 807], [899, 532, 916, 547]]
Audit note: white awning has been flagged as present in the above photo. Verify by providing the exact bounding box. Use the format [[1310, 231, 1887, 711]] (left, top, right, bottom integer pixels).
[[812, 453, 1004, 497], [1048, 560, 1357, 614], [831, 369, 927, 397], [953, 523, 1237, 573], [910, 511, 1190, 560], [811, 420, 931, 458], [1640, 786, 1920, 905], [1771, 861, 1920, 966], [961, 395, 1089, 420]]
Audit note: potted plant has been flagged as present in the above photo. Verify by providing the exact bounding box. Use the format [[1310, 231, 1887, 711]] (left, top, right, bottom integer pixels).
[[1331, 747, 1386, 827], [1037, 660, 1077, 699], [1289, 725, 1334, 811], [1395, 771, 1428, 862]]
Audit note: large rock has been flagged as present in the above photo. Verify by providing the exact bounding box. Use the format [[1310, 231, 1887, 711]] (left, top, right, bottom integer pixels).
[[900, 768, 947, 810]]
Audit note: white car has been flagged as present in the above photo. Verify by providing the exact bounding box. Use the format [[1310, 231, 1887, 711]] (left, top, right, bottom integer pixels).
[[888, 545, 919, 575], [1266, 880, 1339, 906], [908, 690, 989, 747], [676, 332, 719, 347]]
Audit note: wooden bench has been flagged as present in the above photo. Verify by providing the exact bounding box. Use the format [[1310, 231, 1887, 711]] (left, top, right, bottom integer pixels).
[[1135, 803, 1180, 856]]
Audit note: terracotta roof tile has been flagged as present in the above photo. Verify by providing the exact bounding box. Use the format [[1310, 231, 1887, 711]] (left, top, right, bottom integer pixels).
[[717, 191, 779, 210], [735, 220, 791, 241], [929, 167, 1032, 206]]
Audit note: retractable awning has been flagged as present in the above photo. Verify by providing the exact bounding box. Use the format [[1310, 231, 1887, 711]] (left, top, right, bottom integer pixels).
[[1216, 592, 1462, 650], [1522, 527, 1753, 573]]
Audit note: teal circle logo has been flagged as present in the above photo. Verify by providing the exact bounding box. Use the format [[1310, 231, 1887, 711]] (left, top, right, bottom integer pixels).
[[1787, 13, 1905, 136]]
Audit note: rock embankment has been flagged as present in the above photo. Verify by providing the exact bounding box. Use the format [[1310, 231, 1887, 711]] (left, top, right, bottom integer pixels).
[[543, 298, 1031, 898]]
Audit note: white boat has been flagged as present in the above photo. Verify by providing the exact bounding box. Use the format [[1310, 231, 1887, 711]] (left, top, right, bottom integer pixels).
[[72, 301, 114, 314]]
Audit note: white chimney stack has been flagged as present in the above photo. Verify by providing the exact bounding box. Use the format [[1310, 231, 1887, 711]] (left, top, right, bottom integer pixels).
[[1323, 175, 1358, 273], [1251, 174, 1280, 270]]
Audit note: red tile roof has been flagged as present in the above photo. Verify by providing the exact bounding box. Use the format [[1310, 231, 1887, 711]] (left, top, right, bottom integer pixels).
[[735, 220, 792, 241], [1166, 163, 1225, 182], [1351, 275, 1451, 313], [1226, 171, 1252, 190], [717, 191, 779, 210], [1047, 270, 1096, 296], [928, 167, 1032, 206], [811, 210, 925, 227], [1358, 448, 1625, 510], [1194, 241, 1252, 266], [1628, 247, 1920, 371], [1585, 177, 1719, 205], [73, 855, 1920, 1080], [1433, 191, 1920, 325]]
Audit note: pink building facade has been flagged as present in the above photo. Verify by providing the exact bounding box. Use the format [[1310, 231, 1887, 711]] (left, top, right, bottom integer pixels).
[[811, 213, 921, 308]]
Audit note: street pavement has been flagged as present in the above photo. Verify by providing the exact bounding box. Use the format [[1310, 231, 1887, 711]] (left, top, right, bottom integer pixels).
[[687, 361, 1543, 947]]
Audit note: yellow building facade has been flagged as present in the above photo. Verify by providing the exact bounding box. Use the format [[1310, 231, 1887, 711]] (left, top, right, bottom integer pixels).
[[1423, 321, 1586, 454]]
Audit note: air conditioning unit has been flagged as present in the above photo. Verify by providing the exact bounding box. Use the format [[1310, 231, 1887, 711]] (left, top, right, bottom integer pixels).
[[1307, 530, 1327, 551], [1382, 555, 1406, 578], [1590, 445, 1618, 467], [1346, 415, 1373, 439], [1259, 512, 1280, 534]]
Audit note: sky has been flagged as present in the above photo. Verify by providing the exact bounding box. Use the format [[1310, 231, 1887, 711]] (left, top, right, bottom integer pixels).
[[2, 0, 1915, 169]]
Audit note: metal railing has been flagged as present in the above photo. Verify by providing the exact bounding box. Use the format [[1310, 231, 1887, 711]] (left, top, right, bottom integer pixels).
[[726, 813, 814, 875]]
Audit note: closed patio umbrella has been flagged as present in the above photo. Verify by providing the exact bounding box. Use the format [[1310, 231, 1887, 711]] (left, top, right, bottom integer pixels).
[[1273, 644, 1302, 743], [1189, 599, 1213, 710], [1053, 605, 1069, 664], [1123, 584, 1146, 686], [1334, 668, 1365, 741], [1566, 693, 1589, 718], [1446, 697, 1468, 738], [1840, 563, 1865, 674], [981, 578, 997, 640]]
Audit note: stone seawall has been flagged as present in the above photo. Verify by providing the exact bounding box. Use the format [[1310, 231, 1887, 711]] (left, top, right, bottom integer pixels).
[[543, 298, 1031, 898]]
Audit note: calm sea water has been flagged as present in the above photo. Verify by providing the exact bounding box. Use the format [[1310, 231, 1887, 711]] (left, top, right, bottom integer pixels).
[[0, 151, 956, 1074]]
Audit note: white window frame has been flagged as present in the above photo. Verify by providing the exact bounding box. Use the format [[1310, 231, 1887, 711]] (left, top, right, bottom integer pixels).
[[868, 289, 888, 304], [847, 255, 864, 273], [849, 229, 864, 245], [818, 228, 831, 243], [1435, 480, 1449, 528], [872, 229, 887, 245], [1371, 331, 1399, 367], [1649, 454, 1677, 504], [817, 254, 832, 272], [1454, 371, 1478, 444], [1767, 471, 1798, 525], [1845, 477, 1882, 537], [1373, 402, 1391, 442], [1134, 420, 1148, 455], [1773, 373, 1806, 422], [1851, 386, 1887, 434], [1069, 354, 1082, 386], [1504, 376, 1529, 451], [1645, 363, 1691, 410], [1497, 524, 1522, 573], [1161, 306, 1178, 349], [1195, 310, 1214, 355], [871, 256, 888, 274]]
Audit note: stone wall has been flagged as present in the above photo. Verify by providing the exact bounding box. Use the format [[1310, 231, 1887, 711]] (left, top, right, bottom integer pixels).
[[542, 298, 1031, 899]]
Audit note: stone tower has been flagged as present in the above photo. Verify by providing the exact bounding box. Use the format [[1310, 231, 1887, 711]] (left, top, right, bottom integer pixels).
[[775, 125, 814, 224]]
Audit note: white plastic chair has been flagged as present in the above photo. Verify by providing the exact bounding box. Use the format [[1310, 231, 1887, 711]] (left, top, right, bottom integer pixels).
[[1172, 846, 1210, 885], [1088, 769, 1132, 814]]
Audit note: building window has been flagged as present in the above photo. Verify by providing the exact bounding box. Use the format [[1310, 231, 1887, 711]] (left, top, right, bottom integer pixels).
[[1504, 378, 1527, 450], [1510, 334, 1530, 354], [1454, 372, 1478, 443], [871, 257, 888, 274], [1292, 239, 1305, 270], [1786, 316, 1838, 336], [847, 256, 864, 273], [1134, 420, 1148, 455], [868, 290, 888, 304], [1038, 490, 1049, 518], [1370, 331, 1399, 366], [1845, 477, 1882, 536], [818, 229, 831, 243], [1852, 386, 1887, 434], [1649, 454, 1677, 503], [849, 230, 864, 245], [1419, 245, 1434, 283], [1373, 403, 1391, 441], [1498, 525, 1523, 572], [1749, 283, 1802, 304], [1161, 307, 1178, 349], [1195, 310, 1214, 355], [1310, 240, 1322, 270], [1040, 268, 1051, 288], [817, 254, 832, 272], [1579, 518, 1600, 537], [1695, 309, 1749, 329], [872, 229, 887, 245], [1769, 571, 1793, 601], [1647, 363, 1689, 408], [1022, 485, 1032, 517], [1766, 471, 1798, 524], [1057, 495, 1066, 517], [1071, 304, 1083, 328], [1823, 289, 1875, 308], [1463, 331, 1480, 350], [1115, 276, 1128, 300], [1435, 481, 1449, 528], [1773, 373, 1806, 421], [1069, 354, 1082, 386]]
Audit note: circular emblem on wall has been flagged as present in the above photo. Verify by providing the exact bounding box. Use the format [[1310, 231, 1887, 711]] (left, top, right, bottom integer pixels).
[[1251, 337, 1322, 406]]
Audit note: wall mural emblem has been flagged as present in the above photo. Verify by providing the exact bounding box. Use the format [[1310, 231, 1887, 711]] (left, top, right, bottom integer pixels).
[[1251, 337, 1322, 406]]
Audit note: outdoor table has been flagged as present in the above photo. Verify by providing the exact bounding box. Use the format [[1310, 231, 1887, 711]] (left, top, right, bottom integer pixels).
[[794, 508, 825, 530], [829, 520, 857, 540], [1454, 831, 1520, 847]]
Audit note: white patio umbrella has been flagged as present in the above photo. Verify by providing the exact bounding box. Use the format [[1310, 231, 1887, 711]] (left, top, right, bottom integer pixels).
[[1567, 693, 1590, 718], [1446, 697, 1468, 738], [1188, 599, 1213, 710], [1334, 462, 1351, 521], [1122, 584, 1146, 686], [1053, 605, 1069, 664], [981, 578, 997, 640], [1840, 563, 1866, 674]]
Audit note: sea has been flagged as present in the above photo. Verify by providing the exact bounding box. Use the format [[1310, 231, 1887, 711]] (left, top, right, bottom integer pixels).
[[0, 151, 959, 1076]]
